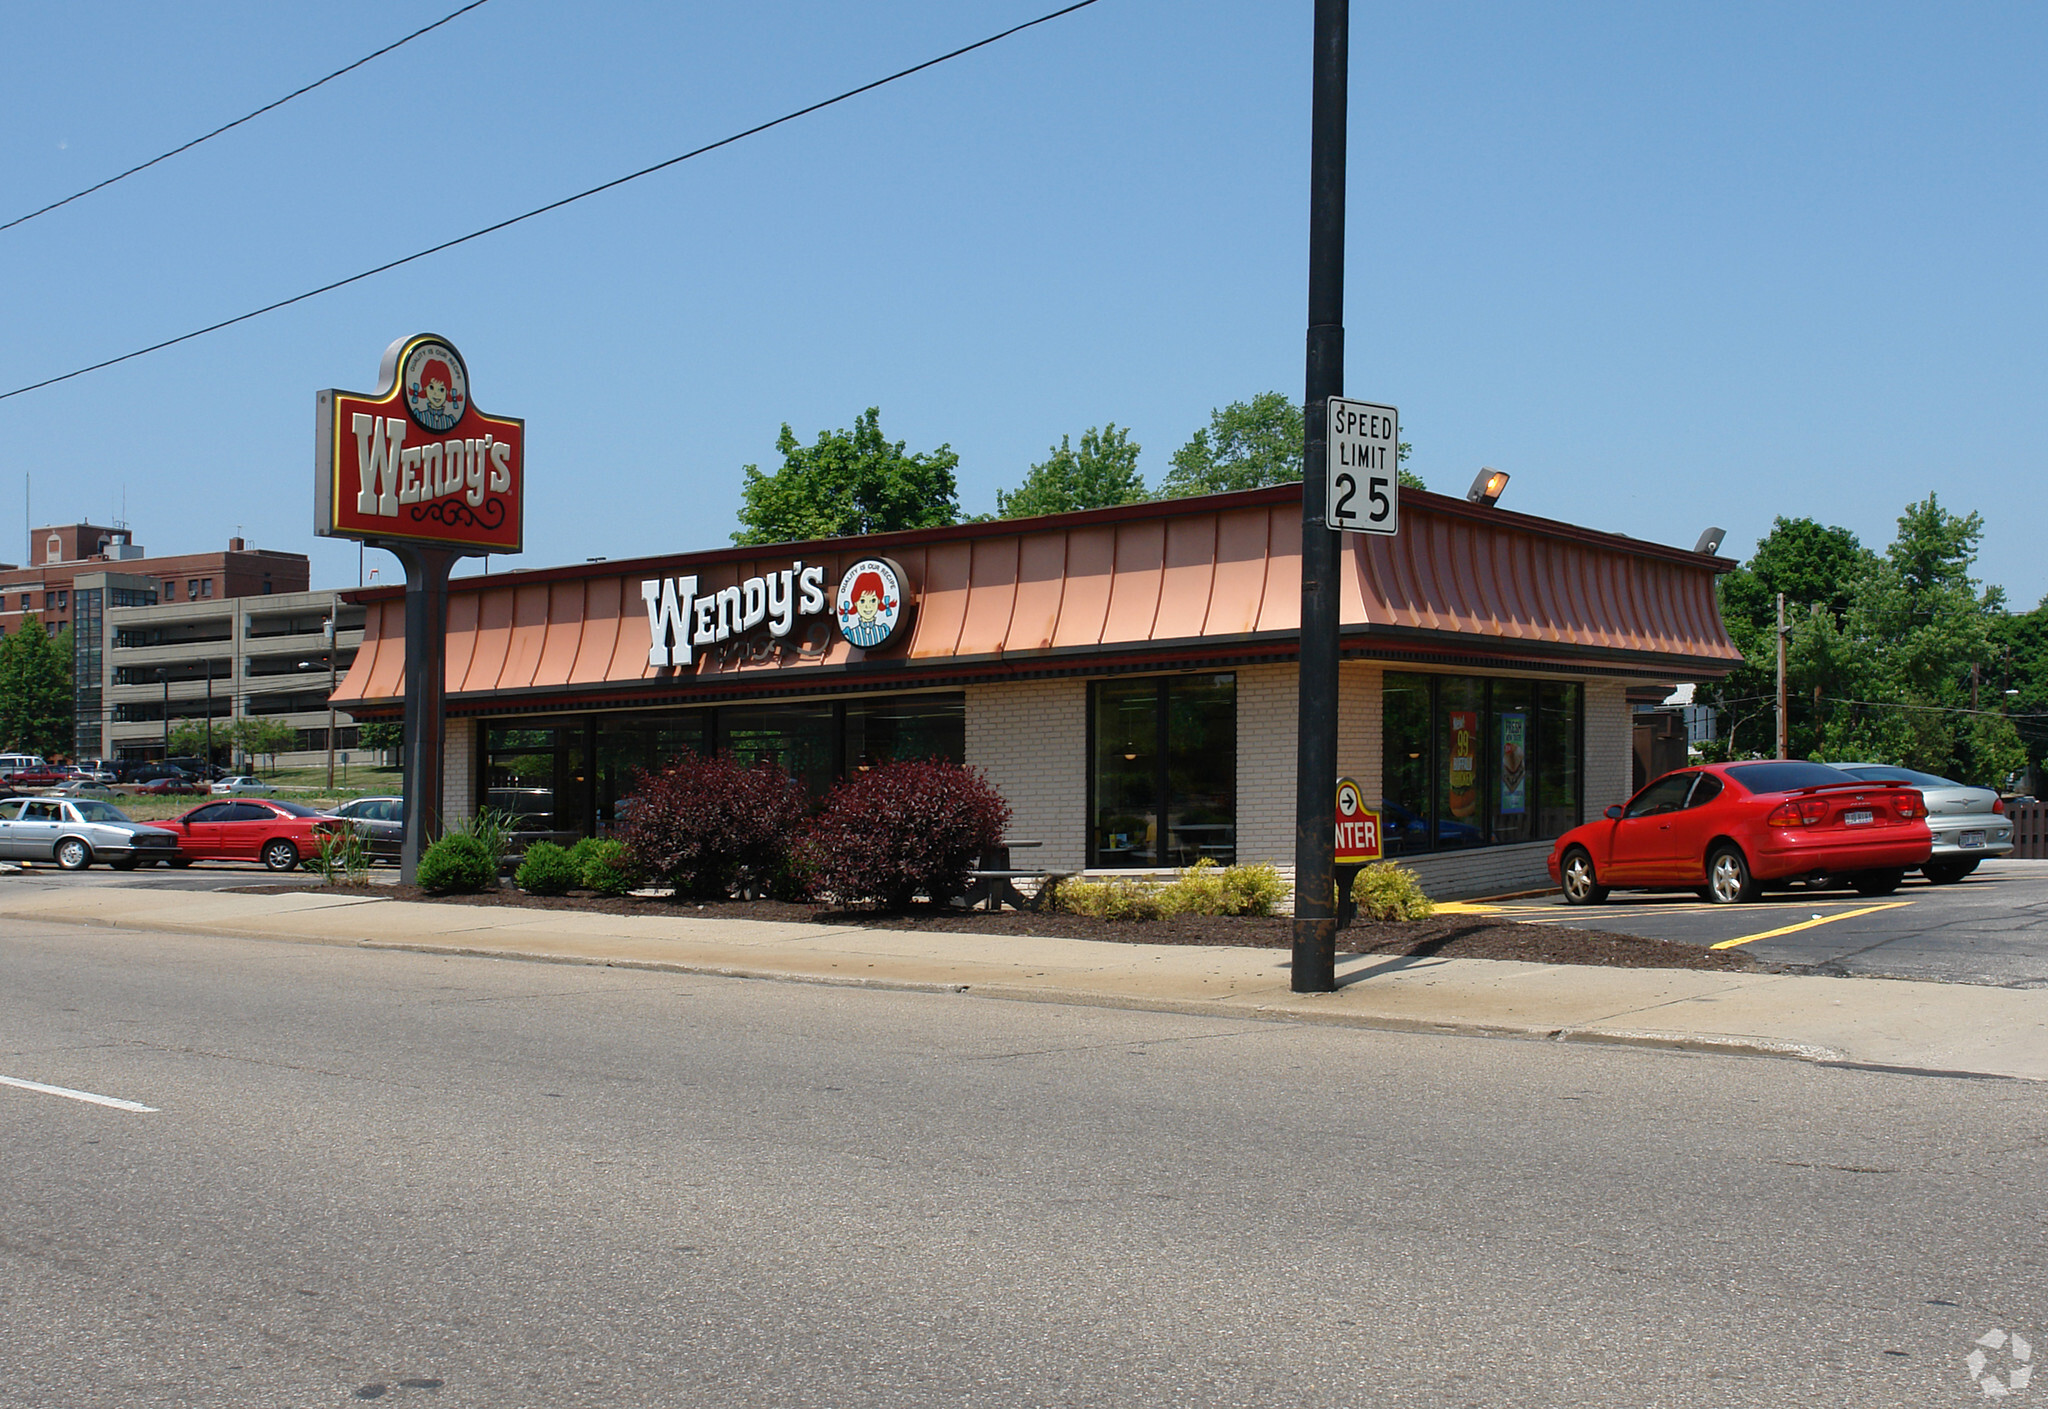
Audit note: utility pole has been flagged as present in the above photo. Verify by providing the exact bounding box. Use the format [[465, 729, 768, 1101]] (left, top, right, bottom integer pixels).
[[1292, 0, 1347, 994], [1775, 592, 1788, 760]]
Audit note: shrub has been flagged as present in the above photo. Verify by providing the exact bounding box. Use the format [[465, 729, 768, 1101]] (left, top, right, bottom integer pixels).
[[1055, 861, 1291, 921], [416, 833, 497, 894], [1052, 875, 1164, 920], [464, 806, 515, 875], [569, 836, 637, 896], [1351, 861, 1434, 921], [804, 759, 1011, 909], [313, 825, 371, 886], [1155, 859, 1289, 917], [620, 754, 809, 900], [516, 840, 582, 895]]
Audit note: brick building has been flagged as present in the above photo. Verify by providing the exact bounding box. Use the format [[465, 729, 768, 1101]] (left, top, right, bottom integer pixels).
[[331, 484, 1742, 898], [0, 522, 309, 642]]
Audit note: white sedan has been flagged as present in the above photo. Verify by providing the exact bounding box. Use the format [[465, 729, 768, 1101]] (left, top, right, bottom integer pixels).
[[210, 776, 278, 796]]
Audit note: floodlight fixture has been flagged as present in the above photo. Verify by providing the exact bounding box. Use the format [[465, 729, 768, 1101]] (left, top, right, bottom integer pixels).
[[1694, 527, 1727, 556], [1466, 467, 1509, 507]]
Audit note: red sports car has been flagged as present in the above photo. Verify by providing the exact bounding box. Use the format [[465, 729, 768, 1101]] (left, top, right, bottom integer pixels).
[[156, 798, 343, 871], [1548, 760, 1933, 905]]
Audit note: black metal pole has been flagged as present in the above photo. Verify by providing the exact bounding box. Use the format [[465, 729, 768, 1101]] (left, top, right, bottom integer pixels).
[[160, 668, 169, 760], [392, 544, 459, 884], [203, 657, 212, 775], [1292, 0, 1347, 993]]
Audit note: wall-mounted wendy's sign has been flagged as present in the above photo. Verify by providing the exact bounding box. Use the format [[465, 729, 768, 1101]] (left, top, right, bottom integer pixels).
[[315, 333, 524, 553], [641, 554, 916, 670], [835, 557, 910, 650]]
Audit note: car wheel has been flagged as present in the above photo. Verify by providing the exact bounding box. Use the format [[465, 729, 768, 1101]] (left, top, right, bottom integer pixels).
[[1704, 845, 1759, 905], [1853, 868, 1904, 896], [54, 837, 92, 871], [1559, 847, 1609, 905], [262, 839, 300, 872], [1922, 859, 1978, 885], [108, 857, 139, 872], [166, 857, 192, 869]]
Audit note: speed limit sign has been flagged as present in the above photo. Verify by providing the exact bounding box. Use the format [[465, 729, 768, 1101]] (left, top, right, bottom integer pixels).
[[1326, 397, 1398, 535]]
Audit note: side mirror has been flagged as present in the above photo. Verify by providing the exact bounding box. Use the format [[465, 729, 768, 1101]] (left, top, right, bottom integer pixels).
[[1604, 804, 1624, 820]]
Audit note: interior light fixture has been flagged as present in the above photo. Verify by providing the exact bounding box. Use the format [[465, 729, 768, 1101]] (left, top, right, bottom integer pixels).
[[1694, 526, 1727, 556], [1466, 467, 1509, 507]]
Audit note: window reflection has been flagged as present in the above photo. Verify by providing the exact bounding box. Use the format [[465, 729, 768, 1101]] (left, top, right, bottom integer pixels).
[[1092, 674, 1235, 867]]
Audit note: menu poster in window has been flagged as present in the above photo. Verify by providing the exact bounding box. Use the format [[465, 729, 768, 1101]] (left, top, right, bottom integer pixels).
[[1448, 710, 1479, 823], [1499, 712, 1528, 816]]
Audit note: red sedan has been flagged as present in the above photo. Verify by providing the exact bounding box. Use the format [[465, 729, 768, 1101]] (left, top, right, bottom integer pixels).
[[1548, 760, 1932, 905], [156, 798, 342, 871]]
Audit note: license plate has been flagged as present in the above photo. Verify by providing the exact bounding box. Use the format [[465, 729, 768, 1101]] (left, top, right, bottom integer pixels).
[[1844, 809, 1873, 826], [1961, 830, 1986, 848]]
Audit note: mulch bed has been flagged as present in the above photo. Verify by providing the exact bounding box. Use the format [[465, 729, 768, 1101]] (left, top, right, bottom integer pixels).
[[233, 881, 1762, 972]]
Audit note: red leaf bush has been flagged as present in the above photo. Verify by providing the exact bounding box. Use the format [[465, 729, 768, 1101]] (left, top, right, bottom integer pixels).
[[619, 754, 809, 900], [804, 760, 1011, 909]]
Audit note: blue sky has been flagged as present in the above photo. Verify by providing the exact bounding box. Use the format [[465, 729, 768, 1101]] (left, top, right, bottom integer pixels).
[[2, 1, 2043, 602]]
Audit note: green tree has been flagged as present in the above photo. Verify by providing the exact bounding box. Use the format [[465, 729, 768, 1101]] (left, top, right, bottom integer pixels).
[[995, 424, 1146, 518], [1161, 391, 1422, 496], [358, 720, 403, 763], [167, 719, 215, 760], [734, 408, 960, 545], [0, 615, 74, 757], [232, 717, 297, 773]]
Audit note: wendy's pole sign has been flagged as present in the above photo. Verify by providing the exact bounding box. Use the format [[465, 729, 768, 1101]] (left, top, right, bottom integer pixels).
[[316, 334, 524, 881]]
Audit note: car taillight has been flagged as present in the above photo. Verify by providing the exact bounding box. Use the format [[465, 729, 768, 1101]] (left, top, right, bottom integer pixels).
[[1896, 792, 1922, 818], [1994, 796, 2007, 814], [1767, 798, 1829, 827]]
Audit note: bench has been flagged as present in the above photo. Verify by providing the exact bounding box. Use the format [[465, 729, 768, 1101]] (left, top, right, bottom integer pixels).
[[959, 840, 1060, 912]]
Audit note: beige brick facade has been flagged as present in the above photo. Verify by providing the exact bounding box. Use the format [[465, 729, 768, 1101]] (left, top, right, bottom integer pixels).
[[1583, 680, 1633, 817], [443, 717, 476, 830], [965, 679, 1088, 873]]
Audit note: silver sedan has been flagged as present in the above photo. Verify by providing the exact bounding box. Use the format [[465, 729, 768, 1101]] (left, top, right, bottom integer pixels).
[[1828, 763, 2013, 883], [0, 797, 181, 870]]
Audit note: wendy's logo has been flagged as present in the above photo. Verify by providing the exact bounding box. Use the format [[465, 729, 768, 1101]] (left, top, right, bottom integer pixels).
[[835, 558, 906, 649], [401, 340, 468, 433]]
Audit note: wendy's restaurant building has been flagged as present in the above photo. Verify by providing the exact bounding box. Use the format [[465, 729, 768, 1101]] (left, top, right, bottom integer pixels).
[[329, 482, 1743, 899]]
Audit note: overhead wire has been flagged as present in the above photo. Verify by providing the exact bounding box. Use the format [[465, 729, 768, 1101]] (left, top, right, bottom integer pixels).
[[0, 0, 1103, 406], [1, 0, 495, 234]]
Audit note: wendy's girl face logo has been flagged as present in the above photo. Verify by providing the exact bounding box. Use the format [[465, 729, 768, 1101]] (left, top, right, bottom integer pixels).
[[835, 558, 906, 649], [402, 340, 468, 433]]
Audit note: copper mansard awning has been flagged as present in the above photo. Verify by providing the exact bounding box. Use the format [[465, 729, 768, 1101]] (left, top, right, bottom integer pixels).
[[332, 483, 1742, 716]]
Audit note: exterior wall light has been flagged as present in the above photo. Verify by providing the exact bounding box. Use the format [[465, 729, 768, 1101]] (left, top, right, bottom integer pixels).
[[1466, 468, 1509, 506], [1694, 527, 1727, 555]]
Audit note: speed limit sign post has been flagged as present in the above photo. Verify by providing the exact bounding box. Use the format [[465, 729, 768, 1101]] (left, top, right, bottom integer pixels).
[[1326, 397, 1399, 535]]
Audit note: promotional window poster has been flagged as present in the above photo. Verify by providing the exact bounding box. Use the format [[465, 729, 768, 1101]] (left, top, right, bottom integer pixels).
[[1499, 712, 1528, 816]]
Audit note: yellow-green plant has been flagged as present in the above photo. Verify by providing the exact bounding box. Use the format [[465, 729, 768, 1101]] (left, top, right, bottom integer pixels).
[[313, 826, 371, 885], [1350, 861, 1434, 921], [1054, 860, 1291, 920], [1052, 876, 1165, 920]]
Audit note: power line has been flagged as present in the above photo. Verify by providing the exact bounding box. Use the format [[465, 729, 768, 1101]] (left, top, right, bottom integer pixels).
[[0, 0, 1103, 405], [2, 0, 495, 234]]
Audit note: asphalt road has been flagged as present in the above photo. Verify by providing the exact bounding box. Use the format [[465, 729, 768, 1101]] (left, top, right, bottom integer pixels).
[[1491, 857, 2048, 987], [4, 919, 2046, 1408]]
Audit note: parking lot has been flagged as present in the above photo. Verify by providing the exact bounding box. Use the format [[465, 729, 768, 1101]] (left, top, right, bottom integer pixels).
[[1488, 857, 2048, 987]]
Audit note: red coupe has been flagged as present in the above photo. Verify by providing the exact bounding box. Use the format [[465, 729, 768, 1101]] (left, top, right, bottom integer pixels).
[[1548, 760, 1933, 905], [156, 798, 343, 871]]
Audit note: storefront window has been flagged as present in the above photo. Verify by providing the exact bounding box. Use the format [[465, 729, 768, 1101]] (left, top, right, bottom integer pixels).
[[1491, 680, 1534, 845], [1381, 674, 1584, 854], [718, 704, 837, 798], [1381, 673, 1433, 857], [1538, 682, 1582, 838], [484, 722, 588, 840], [1091, 674, 1235, 867], [596, 712, 708, 831], [846, 695, 964, 771]]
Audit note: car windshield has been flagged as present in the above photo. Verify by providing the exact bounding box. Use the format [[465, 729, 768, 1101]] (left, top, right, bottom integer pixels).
[[69, 800, 134, 823], [270, 800, 325, 818], [1839, 765, 1959, 789], [1724, 761, 1866, 793]]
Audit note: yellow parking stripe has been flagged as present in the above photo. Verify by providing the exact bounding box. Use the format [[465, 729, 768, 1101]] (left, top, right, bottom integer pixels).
[[1708, 901, 1912, 950]]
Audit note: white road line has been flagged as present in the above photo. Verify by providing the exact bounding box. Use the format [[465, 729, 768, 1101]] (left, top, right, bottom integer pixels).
[[0, 1074, 157, 1113]]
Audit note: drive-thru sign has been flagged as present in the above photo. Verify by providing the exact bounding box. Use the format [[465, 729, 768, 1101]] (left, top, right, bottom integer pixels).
[[1325, 397, 1399, 535], [1334, 776, 1382, 864]]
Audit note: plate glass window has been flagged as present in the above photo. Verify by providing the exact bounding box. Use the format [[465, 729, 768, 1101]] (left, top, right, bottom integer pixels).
[[1090, 674, 1235, 867]]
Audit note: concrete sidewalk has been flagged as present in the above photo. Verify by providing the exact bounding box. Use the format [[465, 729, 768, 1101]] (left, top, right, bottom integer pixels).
[[2, 885, 2043, 1081]]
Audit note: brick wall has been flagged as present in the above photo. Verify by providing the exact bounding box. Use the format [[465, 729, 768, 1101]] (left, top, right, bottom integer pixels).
[[1234, 664, 1298, 868], [443, 717, 476, 830], [1584, 680, 1632, 817], [965, 680, 1088, 873]]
